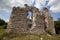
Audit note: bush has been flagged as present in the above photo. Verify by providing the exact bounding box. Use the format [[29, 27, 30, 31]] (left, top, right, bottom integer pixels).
[[0, 18, 8, 29], [54, 18, 60, 34]]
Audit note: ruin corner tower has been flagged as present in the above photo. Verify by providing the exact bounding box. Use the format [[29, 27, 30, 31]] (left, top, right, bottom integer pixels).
[[43, 7, 55, 34]]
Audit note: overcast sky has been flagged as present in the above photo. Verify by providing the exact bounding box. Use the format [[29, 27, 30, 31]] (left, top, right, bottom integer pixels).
[[0, 0, 60, 22]]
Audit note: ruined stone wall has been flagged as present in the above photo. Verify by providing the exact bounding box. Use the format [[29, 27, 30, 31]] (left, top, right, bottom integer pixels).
[[7, 7, 28, 34], [35, 14, 45, 34], [26, 18, 32, 31], [46, 17, 55, 34], [30, 7, 45, 34], [43, 7, 55, 34], [7, 5, 55, 34]]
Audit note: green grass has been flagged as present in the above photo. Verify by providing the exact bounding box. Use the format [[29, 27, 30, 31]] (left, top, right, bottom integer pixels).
[[0, 29, 60, 40], [0, 29, 6, 36]]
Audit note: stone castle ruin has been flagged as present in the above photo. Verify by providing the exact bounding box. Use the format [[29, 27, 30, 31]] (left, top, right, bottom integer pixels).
[[7, 4, 55, 34]]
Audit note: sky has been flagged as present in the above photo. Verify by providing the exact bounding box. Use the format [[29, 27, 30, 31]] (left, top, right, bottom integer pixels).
[[0, 0, 60, 22]]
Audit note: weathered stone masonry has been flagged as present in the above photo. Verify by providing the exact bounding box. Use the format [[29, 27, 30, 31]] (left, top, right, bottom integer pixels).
[[7, 4, 55, 34]]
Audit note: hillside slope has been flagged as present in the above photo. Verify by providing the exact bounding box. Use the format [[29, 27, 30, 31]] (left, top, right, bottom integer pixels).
[[0, 29, 60, 40]]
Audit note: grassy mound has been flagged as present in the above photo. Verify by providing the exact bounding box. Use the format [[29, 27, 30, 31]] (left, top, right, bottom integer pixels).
[[0, 29, 60, 40]]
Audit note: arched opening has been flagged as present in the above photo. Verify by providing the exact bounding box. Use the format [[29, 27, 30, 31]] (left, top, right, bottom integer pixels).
[[27, 11, 32, 30], [27, 11, 32, 19]]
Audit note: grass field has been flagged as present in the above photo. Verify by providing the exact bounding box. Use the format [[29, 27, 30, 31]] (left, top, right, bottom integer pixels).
[[0, 29, 6, 36], [0, 29, 60, 40]]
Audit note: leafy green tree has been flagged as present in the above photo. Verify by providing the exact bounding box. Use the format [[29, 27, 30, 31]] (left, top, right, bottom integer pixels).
[[54, 18, 60, 34], [0, 19, 5, 26], [0, 18, 8, 29]]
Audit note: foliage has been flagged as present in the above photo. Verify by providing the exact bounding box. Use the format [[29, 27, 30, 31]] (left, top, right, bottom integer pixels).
[[54, 18, 60, 34], [0, 18, 8, 29]]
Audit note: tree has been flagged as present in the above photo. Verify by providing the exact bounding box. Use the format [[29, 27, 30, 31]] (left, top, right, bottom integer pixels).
[[0, 18, 8, 29], [54, 18, 60, 34]]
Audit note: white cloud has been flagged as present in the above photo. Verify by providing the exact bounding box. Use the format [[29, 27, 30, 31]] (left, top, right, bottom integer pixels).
[[48, 0, 60, 12], [50, 3, 60, 13], [9, 0, 15, 4], [0, 0, 60, 22], [0, 0, 49, 10], [9, 0, 34, 7], [0, 0, 11, 9], [47, 0, 55, 6], [0, 0, 60, 13], [48, 0, 60, 6]]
